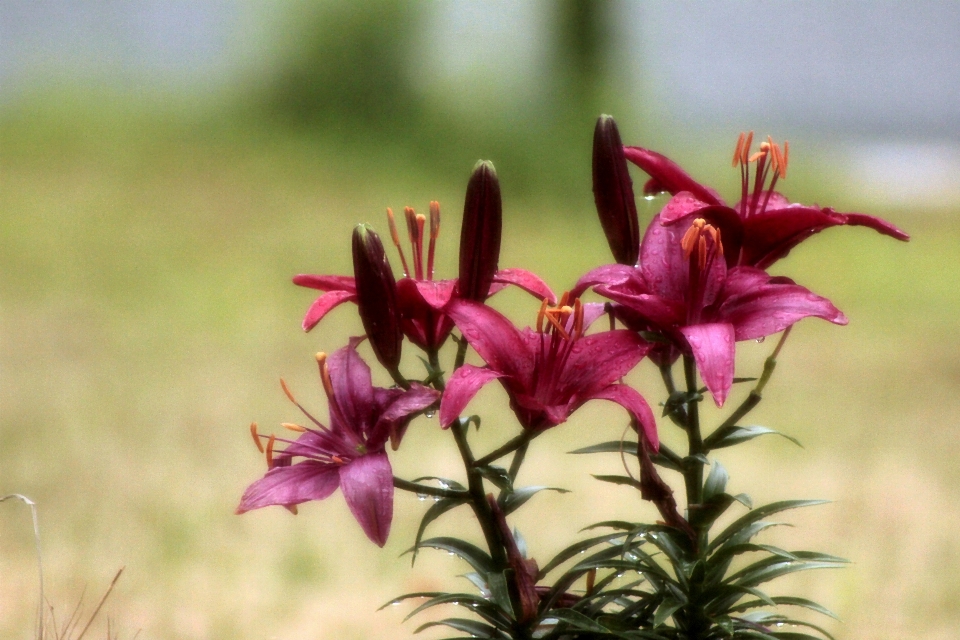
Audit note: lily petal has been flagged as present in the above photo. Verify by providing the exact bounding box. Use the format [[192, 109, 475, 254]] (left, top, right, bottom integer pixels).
[[571, 263, 636, 298], [623, 146, 724, 206], [292, 274, 356, 292], [301, 290, 358, 332], [740, 206, 848, 268], [439, 365, 504, 428], [679, 323, 736, 407], [339, 452, 394, 547], [718, 268, 848, 341], [839, 212, 910, 241], [558, 331, 650, 398], [590, 384, 659, 452], [445, 301, 534, 382], [640, 214, 696, 302], [411, 278, 459, 310], [327, 342, 376, 438], [236, 461, 340, 514], [493, 268, 557, 304]]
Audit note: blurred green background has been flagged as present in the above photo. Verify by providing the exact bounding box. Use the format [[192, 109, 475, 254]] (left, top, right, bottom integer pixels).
[[2, 2, 958, 639]]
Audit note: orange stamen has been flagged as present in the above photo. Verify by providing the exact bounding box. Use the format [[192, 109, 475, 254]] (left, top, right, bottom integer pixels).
[[331, 455, 345, 464], [427, 201, 440, 280], [741, 131, 754, 164], [543, 308, 570, 340], [315, 352, 334, 399], [732, 132, 746, 167], [536, 298, 548, 334], [249, 422, 264, 453], [386, 208, 411, 277], [280, 378, 297, 404], [781, 141, 789, 178], [681, 218, 706, 257], [265, 434, 276, 469], [282, 422, 306, 433]]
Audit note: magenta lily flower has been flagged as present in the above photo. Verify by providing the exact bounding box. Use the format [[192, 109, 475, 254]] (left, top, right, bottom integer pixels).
[[439, 295, 659, 449], [577, 214, 848, 407], [294, 205, 554, 351], [623, 133, 908, 269], [236, 341, 440, 547]]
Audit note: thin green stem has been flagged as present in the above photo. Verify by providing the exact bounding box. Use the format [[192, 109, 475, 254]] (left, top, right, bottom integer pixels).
[[682, 355, 704, 509], [450, 421, 508, 569], [507, 439, 530, 483], [474, 430, 535, 468]]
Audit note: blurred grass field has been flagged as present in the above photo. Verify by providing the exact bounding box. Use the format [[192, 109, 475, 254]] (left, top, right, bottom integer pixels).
[[1, 98, 959, 640]]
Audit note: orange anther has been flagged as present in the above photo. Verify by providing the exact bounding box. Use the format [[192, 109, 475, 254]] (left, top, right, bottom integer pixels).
[[429, 201, 441, 241], [316, 352, 334, 399], [732, 132, 746, 167], [282, 422, 306, 433], [332, 455, 345, 465], [265, 434, 276, 469], [781, 141, 789, 178], [250, 422, 264, 453], [543, 307, 570, 340], [280, 378, 297, 404], [741, 131, 754, 164], [386, 208, 401, 246]]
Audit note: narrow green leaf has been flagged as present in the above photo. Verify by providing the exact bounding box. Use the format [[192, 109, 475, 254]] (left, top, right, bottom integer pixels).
[[486, 571, 515, 618], [411, 537, 494, 574], [653, 597, 683, 627], [378, 591, 444, 611], [732, 561, 844, 589], [593, 474, 643, 490], [477, 465, 512, 490], [703, 462, 729, 502], [412, 498, 468, 566], [402, 592, 495, 623], [537, 531, 627, 578], [569, 440, 636, 455], [710, 500, 830, 553], [413, 617, 505, 637], [548, 608, 611, 633], [410, 476, 466, 491], [729, 596, 840, 621], [500, 485, 570, 515], [704, 425, 803, 450]]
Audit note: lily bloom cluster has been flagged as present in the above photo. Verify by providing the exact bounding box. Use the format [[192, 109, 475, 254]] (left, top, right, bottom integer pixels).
[[237, 119, 907, 558]]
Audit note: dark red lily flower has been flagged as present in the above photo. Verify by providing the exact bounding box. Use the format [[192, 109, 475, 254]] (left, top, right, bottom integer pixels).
[[439, 295, 659, 449], [237, 341, 439, 546], [623, 133, 909, 269], [576, 214, 848, 407], [293, 167, 553, 352]]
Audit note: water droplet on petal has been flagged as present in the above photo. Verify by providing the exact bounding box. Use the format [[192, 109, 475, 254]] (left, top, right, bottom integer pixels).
[[417, 493, 427, 501], [756, 336, 765, 343], [424, 410, 436, 419], [644, 194, 656, 201]]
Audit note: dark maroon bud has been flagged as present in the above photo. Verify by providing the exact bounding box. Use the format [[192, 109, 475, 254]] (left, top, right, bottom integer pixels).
[[458, 160, 502, 302], [593, 115, 640, 266], [352, 224, 402, 372]]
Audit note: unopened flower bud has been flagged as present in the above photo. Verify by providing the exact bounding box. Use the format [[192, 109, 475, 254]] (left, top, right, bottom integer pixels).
[[352, 224, 402, 371], [458, 160, 502, 302], [593, 115, 640, 266]]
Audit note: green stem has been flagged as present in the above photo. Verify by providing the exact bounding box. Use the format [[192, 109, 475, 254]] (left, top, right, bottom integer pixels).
[[507, 439, 529, 483], [450, 420, 508, 569], [392, 477, 466, 500], [682, 355, 704, 509], [427, 348, 446, 391], [474, 430, 535, 468]]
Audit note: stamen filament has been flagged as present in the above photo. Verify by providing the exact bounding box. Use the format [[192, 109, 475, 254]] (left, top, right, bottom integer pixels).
[[427, 201, 440, 280], [404, 207, 422, 280], [386, 208, 411, 277]]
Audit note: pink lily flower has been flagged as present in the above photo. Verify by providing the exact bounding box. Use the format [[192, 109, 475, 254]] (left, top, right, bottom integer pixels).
[[439, 295, 659, 449], [624, 132, 908, 269], [294, 164, 554, 351], [237, 341, 439, 546], [578, 214, 848, 407]]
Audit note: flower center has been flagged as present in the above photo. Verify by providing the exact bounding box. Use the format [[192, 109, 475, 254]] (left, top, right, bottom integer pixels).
[[732, 132, 789, 218], [680, 218, 723, 323], [387, 202, 441, 280], [531, 293, 585, 398]]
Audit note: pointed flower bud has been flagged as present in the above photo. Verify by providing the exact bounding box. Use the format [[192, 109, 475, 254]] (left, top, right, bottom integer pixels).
[[352, 224, 402, 372], [457, 160, 502, 302], [593, 115, 640, 266]]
